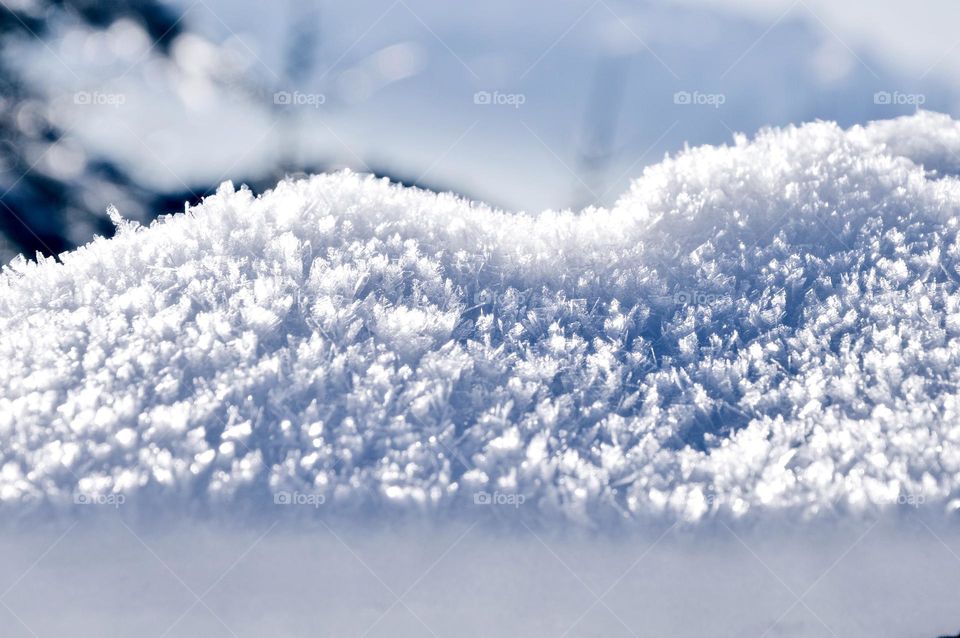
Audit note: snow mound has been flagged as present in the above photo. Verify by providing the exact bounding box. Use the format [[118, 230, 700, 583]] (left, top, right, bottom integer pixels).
[[4, 111, 960, 523]]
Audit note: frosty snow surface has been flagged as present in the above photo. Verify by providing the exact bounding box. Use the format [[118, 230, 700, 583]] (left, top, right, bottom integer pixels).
[[3, 111, 960, 524]]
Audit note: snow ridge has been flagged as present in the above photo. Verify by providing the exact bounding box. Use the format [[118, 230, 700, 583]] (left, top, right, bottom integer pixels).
[[3, 111, 960, 523]]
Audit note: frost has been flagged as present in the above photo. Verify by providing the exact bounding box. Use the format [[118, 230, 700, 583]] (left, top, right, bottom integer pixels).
[[3, 112, 960, 523]]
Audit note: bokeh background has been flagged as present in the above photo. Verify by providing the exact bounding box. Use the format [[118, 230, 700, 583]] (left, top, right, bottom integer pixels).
[[2, 0, 958, 263]]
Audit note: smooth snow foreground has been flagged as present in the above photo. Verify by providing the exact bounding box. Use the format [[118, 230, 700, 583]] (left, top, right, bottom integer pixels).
[[2, 519, 958, 637], [4, 111, 960, 524]]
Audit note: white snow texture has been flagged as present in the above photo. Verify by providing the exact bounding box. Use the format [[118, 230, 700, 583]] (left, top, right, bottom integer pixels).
[[3, 111, 960, 523]]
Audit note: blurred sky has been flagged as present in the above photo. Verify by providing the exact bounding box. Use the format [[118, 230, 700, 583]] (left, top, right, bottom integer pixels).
[[9, 0, 960, 213]]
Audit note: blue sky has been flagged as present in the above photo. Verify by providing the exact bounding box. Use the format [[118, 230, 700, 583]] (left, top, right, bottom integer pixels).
[[11, 0, 960, 212]]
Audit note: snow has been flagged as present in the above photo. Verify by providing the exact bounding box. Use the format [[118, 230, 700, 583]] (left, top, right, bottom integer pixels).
[[1, 518, 958, 637], [3, 111, 960, 524]]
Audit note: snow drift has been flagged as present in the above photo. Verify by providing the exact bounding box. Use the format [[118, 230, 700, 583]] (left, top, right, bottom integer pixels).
[[4, 111, 960, 524]]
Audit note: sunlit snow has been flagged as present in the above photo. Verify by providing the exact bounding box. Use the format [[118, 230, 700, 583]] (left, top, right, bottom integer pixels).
[[3, 111, 960, 524]]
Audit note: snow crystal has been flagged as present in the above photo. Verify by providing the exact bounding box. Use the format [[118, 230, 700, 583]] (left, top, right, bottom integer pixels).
[[4, 111, 960, 523]]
